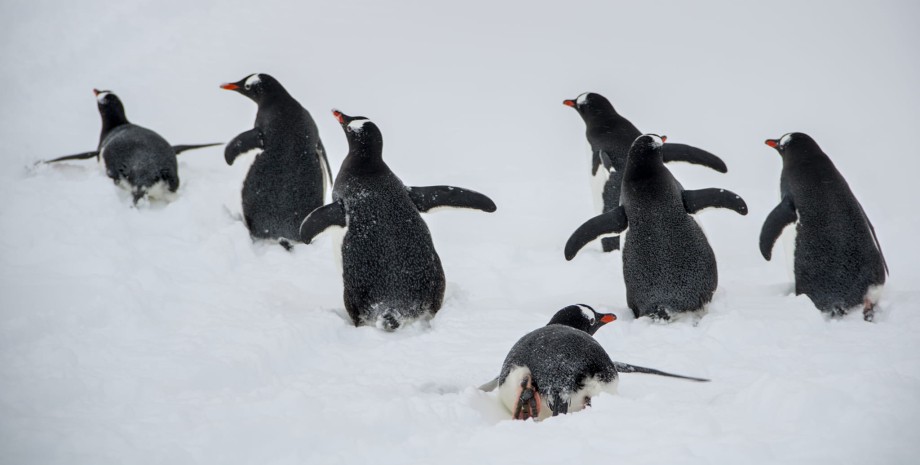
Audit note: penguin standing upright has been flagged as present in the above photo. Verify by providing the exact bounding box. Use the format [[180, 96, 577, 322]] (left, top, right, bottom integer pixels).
[[760, 132, 887, 321], [43, 89, 219, 204], [482, 304, 708, 421], [565, 135, 748, 320], [300, 110, 496, 330], [563, 92, 728, 252], [220, 74, 332, 246]]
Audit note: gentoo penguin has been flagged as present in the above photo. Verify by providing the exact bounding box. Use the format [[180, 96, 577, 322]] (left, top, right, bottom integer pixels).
[[220, 73, 332, 247], [481, 304, 709, 421], [563, 92, 728, 252], [760, 132, 888, 321], [565, 135, 748, 320], [43, 89, 219, 204], [300, 110, 496, 330]]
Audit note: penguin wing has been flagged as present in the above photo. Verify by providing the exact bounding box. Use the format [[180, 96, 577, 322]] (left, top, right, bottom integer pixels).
[[41, 151, 99, 164], [407, 186, 497, 213], [682, 188, 748, 215], [598, 150, 614, 172], [759, 196, 797, 260], [316, 141, 334, 202], [224, 128, 264, 165], [858, 203, 889, 275], [660, 143, 728, 173], [299, 200, 346, 244], [565, 206, 628, 261], [612, 362, 710, 382], [478, 376, 500, 392], [172, 143, 222, 155]]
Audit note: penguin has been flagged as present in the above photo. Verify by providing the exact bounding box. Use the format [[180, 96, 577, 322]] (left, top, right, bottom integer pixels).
[[220, 73, 332, 247], [43, 89, 219, 204], [481, 304, 709, 421], [759, 132, 888, 321], [299, 110, 496, 330], [565, 134, 748, 320], [563, 92, 729, 252]]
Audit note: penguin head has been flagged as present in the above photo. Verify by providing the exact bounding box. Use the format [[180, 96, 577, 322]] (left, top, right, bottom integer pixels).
[[629, 133, 667, 159], [332, 109, 383, 152], [764, 132, 820, 158], [93, 89, 128, 125], [563, 92, 617, 121], [546, 304, 617, 335], [220, 73, 283, 104]]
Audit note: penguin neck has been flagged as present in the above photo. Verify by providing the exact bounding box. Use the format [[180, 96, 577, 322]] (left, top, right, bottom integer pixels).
[[99, 108, 129, 142], [342, 145, 386, 175], [624, 152, 664, 180], [257, 87, 297, 110]]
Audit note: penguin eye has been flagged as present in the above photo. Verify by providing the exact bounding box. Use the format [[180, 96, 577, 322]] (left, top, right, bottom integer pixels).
[[244, 84, 251, 90]]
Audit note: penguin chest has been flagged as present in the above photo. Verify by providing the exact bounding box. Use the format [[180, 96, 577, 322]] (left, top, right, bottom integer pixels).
[[591, 165, 611, 214]]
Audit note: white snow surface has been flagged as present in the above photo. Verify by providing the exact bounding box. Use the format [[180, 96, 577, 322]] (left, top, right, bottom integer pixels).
[[2, 1, 920, 464]]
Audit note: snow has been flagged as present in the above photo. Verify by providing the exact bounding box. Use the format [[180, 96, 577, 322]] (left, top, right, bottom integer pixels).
[[2, 1, 920, 464]]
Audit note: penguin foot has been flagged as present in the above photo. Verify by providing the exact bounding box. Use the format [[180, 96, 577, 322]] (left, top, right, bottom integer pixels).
[[647, 307, 671, 321], [278, 239, 294, 251], [512, 375, 541, 421], [863, 299, 876, 323]]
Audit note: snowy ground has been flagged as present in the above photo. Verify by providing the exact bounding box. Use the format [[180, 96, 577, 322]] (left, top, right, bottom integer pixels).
[[2, 1, 919, 464]]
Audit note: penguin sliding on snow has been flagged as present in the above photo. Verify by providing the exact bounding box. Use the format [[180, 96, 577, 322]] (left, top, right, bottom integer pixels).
[[220, 73, 332, 247], [300, 110, 496, 331], [563, 92, 729, 252], [760, 132, 887, 321], [42, 89, 219, 204], [480, 304, 709, 421], [565, 135, 748, 320]]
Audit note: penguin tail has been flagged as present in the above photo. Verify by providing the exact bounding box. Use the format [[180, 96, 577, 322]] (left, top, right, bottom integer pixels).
[[375, 309, 401, 332]]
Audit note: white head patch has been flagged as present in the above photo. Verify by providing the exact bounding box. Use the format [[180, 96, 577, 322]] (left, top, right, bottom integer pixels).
[[779, 133, 793, 147], [96, 91, 111, 103], [576, 92, 590, 106], [577, 304, 595, 323], [348, 119, 370, 133], [245, 74, 262, 88], [648, 134, 664, 147]]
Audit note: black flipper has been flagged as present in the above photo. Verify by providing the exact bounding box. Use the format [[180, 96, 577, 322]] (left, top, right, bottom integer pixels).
[[299, 200, 346, 244], [172, 143, 222, 155], [564, 207, 628, 261], [660, 143, 728, 173], [478, 376, 499, 392], [407, 186, 497, 213], [682, 188, 748, 215], [316, 141, 333, 195], [759, 196, 797, 260], [613, 362, 710, 382], [42, 151, 99, 164], [859, 204, 889, 275], [598, 150, 614, 172], [224, 128, 264, 165]]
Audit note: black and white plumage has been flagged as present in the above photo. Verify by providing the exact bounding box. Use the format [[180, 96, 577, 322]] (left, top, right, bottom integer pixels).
[[300, 110, 496, 331], [482, 304, 708, 421], [563, 92, 728, 252], [565, 135, 748, 320], [220, 73, 332, 246], [760, 133, 887, 321], [43, 89, 219, 204]]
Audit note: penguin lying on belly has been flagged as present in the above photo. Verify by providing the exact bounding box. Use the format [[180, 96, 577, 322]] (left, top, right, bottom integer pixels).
[[565, 134, 748, 320], [760, 132, 888, 321], [42, 89, 220, 204], [300, 110, 496, 331], [480, 304, 709, 421]]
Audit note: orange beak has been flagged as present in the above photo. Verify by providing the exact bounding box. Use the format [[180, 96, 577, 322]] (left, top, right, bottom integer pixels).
[[332, 109, 344, 124], [600, 314, 617, 323], [661, 135, 668, 143], [765, 139, 779, 148], [220, 83, 239, 90], [92, 88, 101, 96], [563, 99, 576, 107]]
